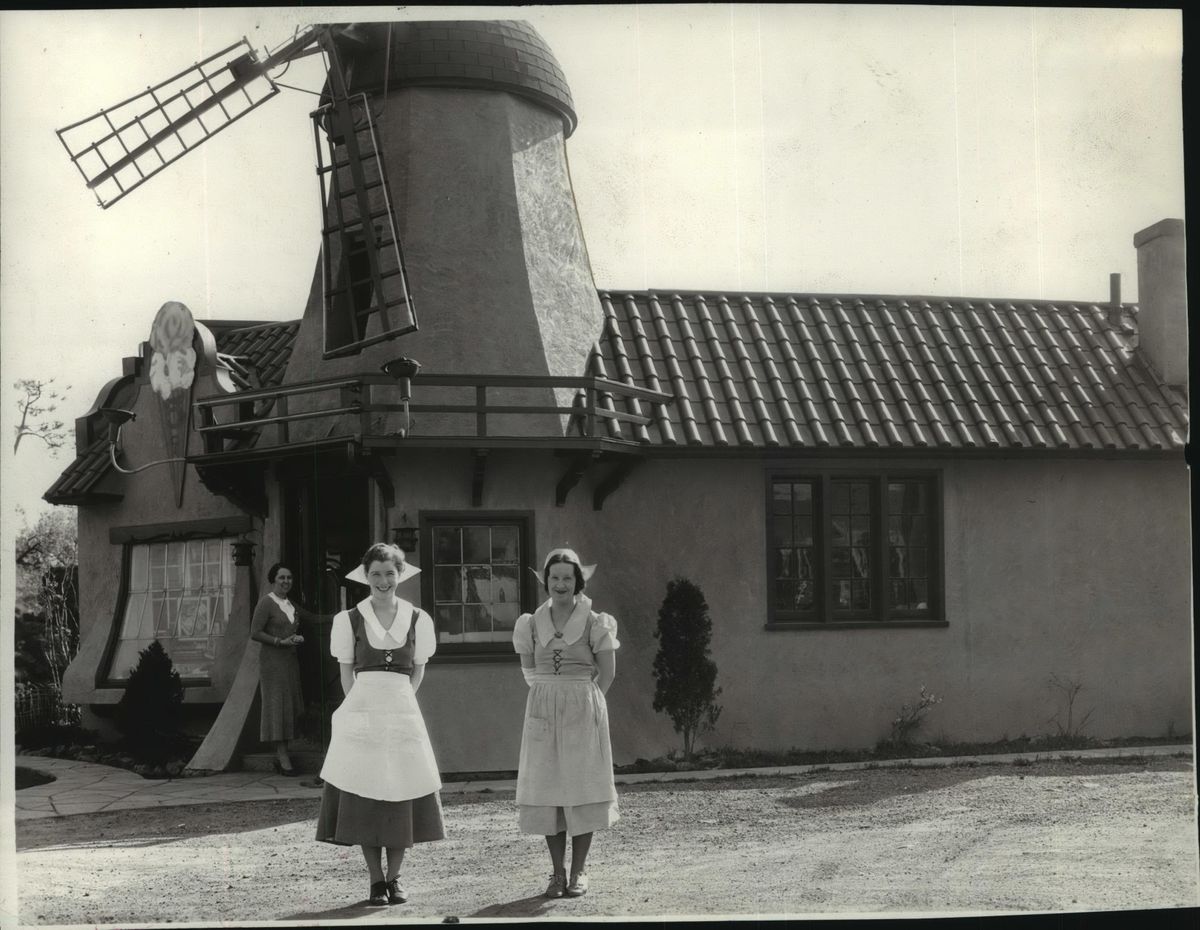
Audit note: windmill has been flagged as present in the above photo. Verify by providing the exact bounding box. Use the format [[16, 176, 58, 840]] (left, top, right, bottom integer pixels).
[[55, 23, 416, 359]]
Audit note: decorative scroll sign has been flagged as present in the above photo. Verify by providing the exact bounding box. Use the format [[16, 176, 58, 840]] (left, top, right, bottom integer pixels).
[[148, 300, 197, 506]]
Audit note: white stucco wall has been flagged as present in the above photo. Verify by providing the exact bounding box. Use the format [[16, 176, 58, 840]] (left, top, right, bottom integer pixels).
[[385, 449, 1192, 772]]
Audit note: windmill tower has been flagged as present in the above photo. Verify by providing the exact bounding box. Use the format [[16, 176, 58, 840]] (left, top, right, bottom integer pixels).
[[285, 20, 603, 439], [57, 19, 605, 441]]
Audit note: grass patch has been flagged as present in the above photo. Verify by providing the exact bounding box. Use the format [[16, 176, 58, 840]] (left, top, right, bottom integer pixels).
[[612, 733, 1191, 777], [16, 766, 55, 790]]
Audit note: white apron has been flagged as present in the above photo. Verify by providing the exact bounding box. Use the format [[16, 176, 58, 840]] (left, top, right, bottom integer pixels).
[[319, 671, 442, 802]]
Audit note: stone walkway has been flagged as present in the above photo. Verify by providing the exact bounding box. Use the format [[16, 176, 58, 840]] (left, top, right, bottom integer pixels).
[[15, 744, 1191, 821]]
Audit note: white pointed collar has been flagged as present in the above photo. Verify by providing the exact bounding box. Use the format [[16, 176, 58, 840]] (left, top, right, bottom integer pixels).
[[268, 592, 296, 623], [533, 595, 592, 647], [357, 596, 411, 647]]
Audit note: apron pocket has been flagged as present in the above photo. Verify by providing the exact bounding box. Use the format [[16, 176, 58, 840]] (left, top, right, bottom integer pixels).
[[525, 716, 550, 742], [335, 709, 373, 742], [381, 713, 425, 745]]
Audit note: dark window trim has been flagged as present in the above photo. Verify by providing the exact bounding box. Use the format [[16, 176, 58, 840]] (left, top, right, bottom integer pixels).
[[98, 538, 234, 688], [96, 544, 133, 689], [765, 466, 944, 627], [109, 515, 253, 545], [768, 476, 821, 623], [419, 510, 535, 662]]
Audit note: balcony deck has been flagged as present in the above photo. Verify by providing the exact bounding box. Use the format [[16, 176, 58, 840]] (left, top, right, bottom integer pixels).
[[192, 371, 674, 461]]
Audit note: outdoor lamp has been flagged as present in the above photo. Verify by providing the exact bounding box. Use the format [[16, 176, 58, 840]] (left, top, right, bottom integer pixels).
[[98, 406, 188, 475], [381, 356, 421, 437], [392, 513, 419, 553], [99, 406, 136, 441], [380, 356, 421, 400]]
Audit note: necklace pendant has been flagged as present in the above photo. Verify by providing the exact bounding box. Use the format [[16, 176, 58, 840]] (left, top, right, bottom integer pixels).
[[553, 631, 563, 638]]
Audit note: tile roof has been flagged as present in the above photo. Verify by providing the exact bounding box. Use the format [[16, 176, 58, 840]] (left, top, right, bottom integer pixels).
[[43, 437, 121, 504], [44, 321, 300, 504], [340, 21, 578, 137], [45, 292, 1187, 506], [590, 291, 1187, 452], [212, 321, 300, 392]]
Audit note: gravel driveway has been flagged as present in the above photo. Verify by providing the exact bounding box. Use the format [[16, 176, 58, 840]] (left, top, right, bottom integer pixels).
[[16, 756, 1198, 923]]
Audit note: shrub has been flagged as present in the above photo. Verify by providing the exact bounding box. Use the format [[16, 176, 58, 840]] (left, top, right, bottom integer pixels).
[[883, 685, 943, 747], [15, 720, 98, 750], [115, 640, 184, 762], [1046, 673, 1095, 739], [651, 577, 722, 759]]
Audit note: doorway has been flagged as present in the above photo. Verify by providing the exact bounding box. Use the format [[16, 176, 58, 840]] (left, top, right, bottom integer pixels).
[[281, 465, 370, 748]]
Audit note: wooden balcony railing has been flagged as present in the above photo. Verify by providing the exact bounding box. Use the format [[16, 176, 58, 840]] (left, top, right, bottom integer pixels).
[[193, 372, 674, 455]]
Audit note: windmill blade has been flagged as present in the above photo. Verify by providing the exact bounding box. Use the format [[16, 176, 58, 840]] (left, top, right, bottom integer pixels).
[[56, 28, 322, 208], [315, 94, 417, 358]]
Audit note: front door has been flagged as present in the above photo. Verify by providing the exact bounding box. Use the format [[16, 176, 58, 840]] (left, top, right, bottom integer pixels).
[[281, 470, 370, 748]]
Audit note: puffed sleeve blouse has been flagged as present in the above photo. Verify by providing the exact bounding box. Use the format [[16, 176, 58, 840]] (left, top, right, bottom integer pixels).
[[512, 606, 620, 655], [589, 611, 620, 652], [513, 614, 534, 657], [330, 599, 437, 666]]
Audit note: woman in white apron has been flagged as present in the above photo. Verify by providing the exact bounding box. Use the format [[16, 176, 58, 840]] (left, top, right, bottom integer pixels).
[[315, 543, 444, 906], [513, 548, 620, 899]]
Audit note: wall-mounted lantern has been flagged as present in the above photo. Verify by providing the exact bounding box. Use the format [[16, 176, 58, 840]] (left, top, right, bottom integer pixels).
[[231, 539, 256, 567], [392, 512, 419, 553]]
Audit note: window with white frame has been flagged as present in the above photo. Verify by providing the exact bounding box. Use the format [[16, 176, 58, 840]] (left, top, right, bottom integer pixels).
[[105, 538, 236, 682]]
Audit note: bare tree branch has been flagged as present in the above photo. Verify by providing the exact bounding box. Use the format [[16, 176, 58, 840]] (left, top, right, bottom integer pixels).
[[13, 378, 70, 455]]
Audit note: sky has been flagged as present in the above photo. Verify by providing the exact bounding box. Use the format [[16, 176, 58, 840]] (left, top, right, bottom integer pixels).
[[0, 4, 1186, 530]]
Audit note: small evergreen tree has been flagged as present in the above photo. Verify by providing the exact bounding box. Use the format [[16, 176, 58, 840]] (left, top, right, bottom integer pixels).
[[652, 577, 722, 759], [115, 640, 184, 761]]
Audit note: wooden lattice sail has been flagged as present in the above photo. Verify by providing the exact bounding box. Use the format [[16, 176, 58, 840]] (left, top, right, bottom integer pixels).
[[55, 24, 416, 358], [313, 94, 416, 357]]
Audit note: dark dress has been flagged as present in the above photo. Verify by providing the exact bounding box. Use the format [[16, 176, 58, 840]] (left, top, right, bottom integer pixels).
[[250, 594, 314, 742]]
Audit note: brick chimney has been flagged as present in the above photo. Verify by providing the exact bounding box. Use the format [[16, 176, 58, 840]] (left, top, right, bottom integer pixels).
[[1133, 218, 1187, 391]]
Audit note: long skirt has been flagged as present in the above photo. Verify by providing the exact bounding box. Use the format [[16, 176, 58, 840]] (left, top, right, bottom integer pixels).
[[258, 647, 302, 742], [315, 783, 445, 847], [517, 677, 619, 836]]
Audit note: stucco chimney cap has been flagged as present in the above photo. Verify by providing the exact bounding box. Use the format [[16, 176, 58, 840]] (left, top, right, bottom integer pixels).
[[1133, 217, 1185, 248]]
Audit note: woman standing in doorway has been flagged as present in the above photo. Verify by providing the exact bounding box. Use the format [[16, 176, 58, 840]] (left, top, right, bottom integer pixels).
[[315, 542, 445, 907], [249, 563, 326, 776], [513, 548, 620, 899]]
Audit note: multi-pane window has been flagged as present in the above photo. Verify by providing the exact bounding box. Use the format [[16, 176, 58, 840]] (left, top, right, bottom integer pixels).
[[888, 479, 932, 612], [769, 473, 940, 625], [831, 479, 873, 613], [772, 480, 816, 616], [427, 519, 528, 646], [107, 538, 235, 682]]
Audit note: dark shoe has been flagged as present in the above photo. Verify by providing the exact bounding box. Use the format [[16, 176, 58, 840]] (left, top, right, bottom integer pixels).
[[386, 879, 407, 905], [272, 760, 297, 777], [368, 881, 388, 906], [544, 873, 567, 899]]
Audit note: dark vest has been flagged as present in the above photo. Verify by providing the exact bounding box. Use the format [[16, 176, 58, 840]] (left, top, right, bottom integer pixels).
[[349, 606, 419, 675]]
